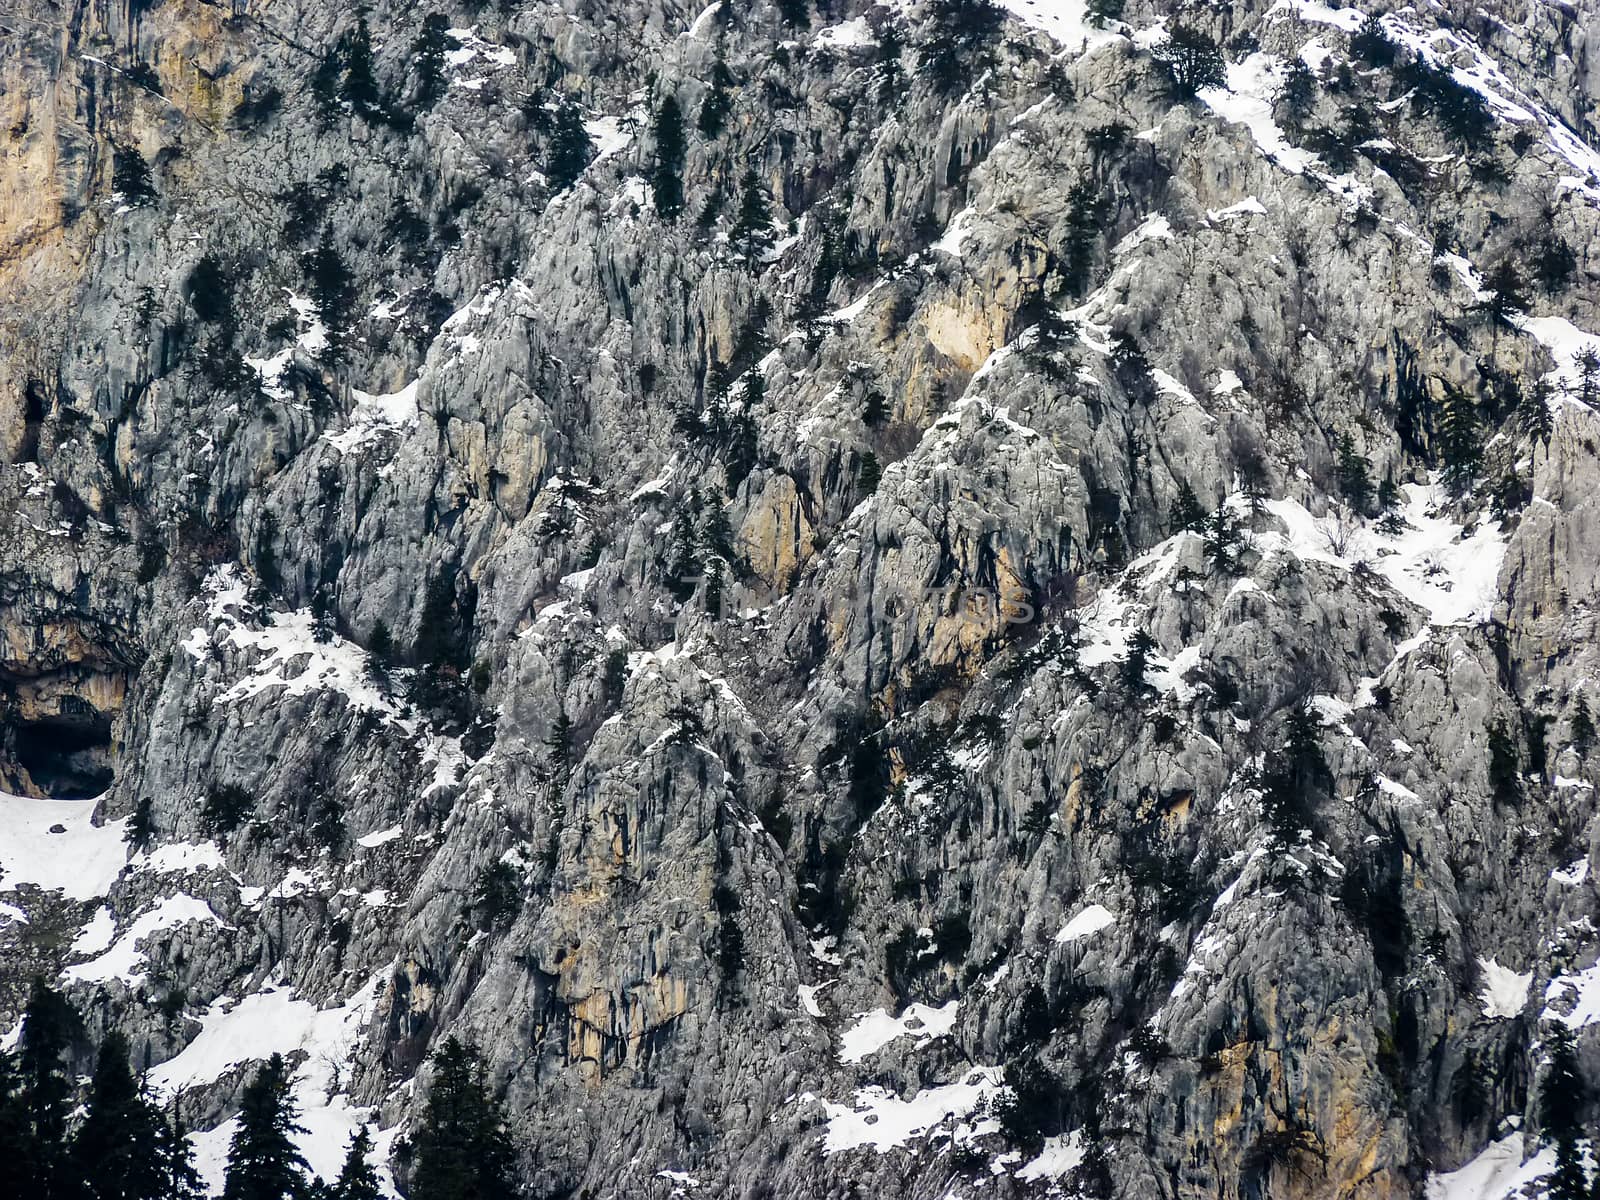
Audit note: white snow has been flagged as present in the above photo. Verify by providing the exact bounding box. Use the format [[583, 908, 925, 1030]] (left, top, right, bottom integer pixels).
[[0, 791, 128, 901], [820, 1067, 1003, 1153], [1113, 213, 1173, 256], [585, 115, 632, 163], [1208, 197, 1268, 222], [797, 982, 833, 1018], [67, 894, 225, 985], [1199, 54, 1318, 176], [1261, 484, 1505, 627], [1054, 903, 1115, 944], [1544, 961, 1600, 1029], [838, 999, 959, 1062], [1476, 958, 1531, 1020], [994, 0, 1123, 56], [71, 906, 117, 955], [813, 16, 875, 47], [325, 380, 420, 455], [1017, 1131, 1085, 1181], [356, 825, 404, 849], [138, 841, 228, 874], [931, 207, 977, 257], [1424, 1130, 1556, 1200], [173, 978, 399, 1196]]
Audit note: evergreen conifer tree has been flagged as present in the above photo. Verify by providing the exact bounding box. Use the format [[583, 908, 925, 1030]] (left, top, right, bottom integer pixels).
[[698, 54, 735, 137], [412, 14, 455, 109], [1541, 1025, 1588, 1200], [857, 451, 882, 496], [330, 1126, 383, 1200], [1336, 433, 1374, 512], [1438, 384, 1481, 496], [876, 23, 904, 103], [222, 1054, 310, 1200], [1574, 348, 1600, 407], [1572, 690, 1595, 756], [545, 709, 574, 781], [650, 95, 687, 217], [0, 1051, 33, 1200], [1170, 480, 1206, 532], [409, 1039, 517, 1200], [920, 0, 1004, 94], [18, 978, 80, 1200], [1519, 378, 1554, 459], [1155, 24, 1227, 99], [545, 100, 594, 190], [157, 1101, 205, 1200], [71, 1032, 168, 1200], [341, 10, 381, 115], [125, 795, 157, 851], [729, 168, 775, 263]]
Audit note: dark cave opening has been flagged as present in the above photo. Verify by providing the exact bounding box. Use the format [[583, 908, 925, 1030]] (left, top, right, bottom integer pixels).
[[6, 711, 113, 799]]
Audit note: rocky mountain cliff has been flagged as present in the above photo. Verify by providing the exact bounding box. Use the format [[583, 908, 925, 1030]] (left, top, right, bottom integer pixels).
[[4, 0, 1600, 1194]]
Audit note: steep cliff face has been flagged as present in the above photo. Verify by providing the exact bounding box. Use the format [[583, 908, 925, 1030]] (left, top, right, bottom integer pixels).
[[4, 0, 1600, 1194]]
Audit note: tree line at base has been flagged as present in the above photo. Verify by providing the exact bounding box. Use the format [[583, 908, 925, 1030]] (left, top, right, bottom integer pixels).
[[0, 979, 519, 1200]]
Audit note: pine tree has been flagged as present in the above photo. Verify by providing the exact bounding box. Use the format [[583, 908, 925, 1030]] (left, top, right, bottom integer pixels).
[[1155, 24, 1227, 99], [545, 709, 574, 781], [303, 226, 354, 341], [545, 99, 594, 190], [1120, 629, 1156, 691], [1336, 433, 1374, 512], [1572, 690, 1595, 756], [18, 978, 81, 1200], [310, 45, 344, 126], [729, 168, 775, 264], [698, 53, 734, 137], [113, 145, 157, 205], [877, 23, 904, 103], [704, 555, 725, 617], [1170, 479, 1206, 532], [862, 388, 889, 427], [666, 507, 698, 598], [1085, 0, 1123, 24], [1204, 504, 1242, 574], [409, 1038, 518, 1200], [222, 1054, 310, 1200], [920, 0, 1005, 95], [650, 95, 687, 217], [412, 14, 455, 109], [699, 502, 736, 562], [0, 1052, 34, 1200], [125, 795, 157, 851], [1575, 348, 1600, 407], [1519, 378, 1554, 459], [1280, 59, 1317, 129], [724, 410, 758, 497], [330, 1126, 383, 1200], [1541, 1025, 1588, 1200], [71, 1032, 168, 1200], [1477, 261, 1530, 337], [603, 649, 629, 709], [368, 620, 395, 669], [341, 9, 381, 115], [1061, 181, 1108, 296], [857, 451, 882, 496], [1438, 384, 1481, 497], [157, 1101, 205, 1200], [776, 0, 809, 29]]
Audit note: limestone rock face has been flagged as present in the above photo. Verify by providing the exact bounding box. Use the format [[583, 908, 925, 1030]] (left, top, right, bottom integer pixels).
[[3, 0, 1600, 1196]]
